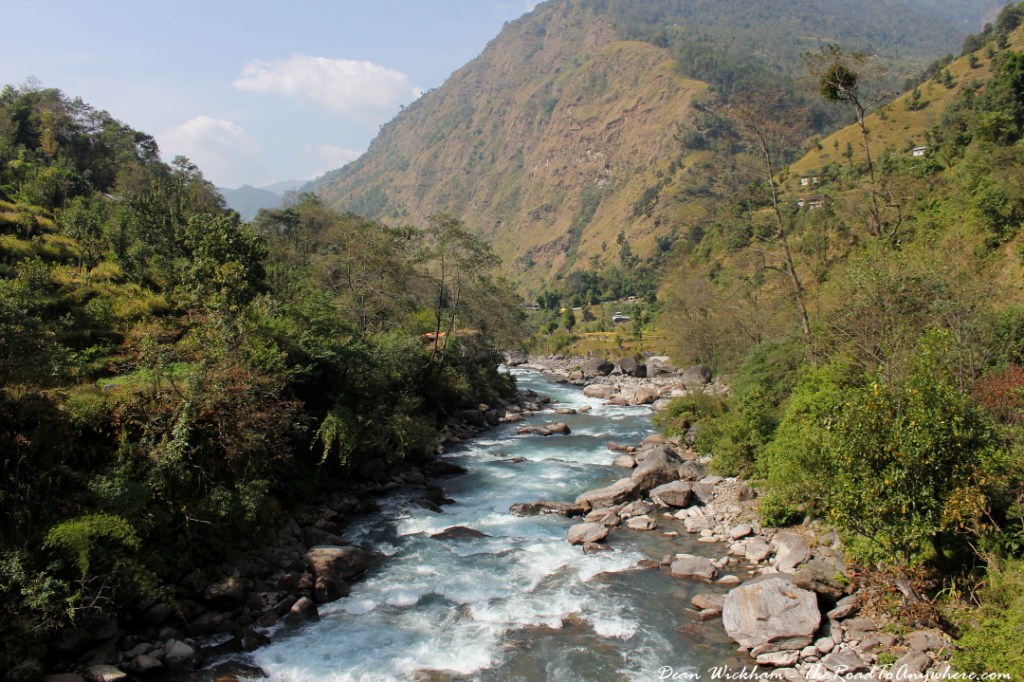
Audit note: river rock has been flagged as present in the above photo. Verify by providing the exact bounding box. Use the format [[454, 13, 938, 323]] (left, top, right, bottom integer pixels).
[[669, 554, 717, 581], [729, 524, 753, 539], [616, 500, 649, 518], [893, 651, 932, 675], [129, 654, 163, 675], [546, 422, 571, 435], [755, 650, 800, 667], [743, 537, 773, 563], [288, 596, 319, 621], [651, 398, 675, 412], [821, 650, 869, 673], [581, 357, 614, 378], [842, 617, 877, 640], [508, 500, 585, 517], [722, 578, 821, 653], [163, 639, 201, 671], [692, 593, 726, 612], [314, 575, 349, 603], [678, 365, 713, 386], [616, 357, 641, 376], [431, 526, 490, 540], [625, 387, 661, 405], [793, 560, 848, 600], [677, 460, 705, 481], [631, 447, 684, 492], [611, 454, 637, 468], [83, 666, 127, 682], [650, 481, 694, 508], [825, 595, 859, 621], [773, 531, 811, 573], [626, 515, 657, 531], [583, 384, 619, 399], [305, 545, 369, 583], [202, 576, 246, 605], [575, 477, 639, 510], [567, 522, 609, 545]]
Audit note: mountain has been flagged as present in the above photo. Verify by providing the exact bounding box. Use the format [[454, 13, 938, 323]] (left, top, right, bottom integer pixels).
[[219, 181, 304, 220], [312, 0, 1000, 292]]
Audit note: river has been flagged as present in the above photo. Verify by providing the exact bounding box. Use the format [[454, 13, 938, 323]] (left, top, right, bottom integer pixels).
[[246, 368, 745, 681]]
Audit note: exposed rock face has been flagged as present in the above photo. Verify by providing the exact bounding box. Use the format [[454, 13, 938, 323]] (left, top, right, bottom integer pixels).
[[567, 522, 609, 545], [722, 578, 821, 653]]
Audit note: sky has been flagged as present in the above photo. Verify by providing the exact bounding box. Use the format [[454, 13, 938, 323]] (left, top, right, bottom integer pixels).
[[0, 1, 541, 189]]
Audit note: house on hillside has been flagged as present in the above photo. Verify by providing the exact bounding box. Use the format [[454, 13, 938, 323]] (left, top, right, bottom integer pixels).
[[612, 312, 630, 324], [799, 173, 820, 186], [807, 195, 826, 210], [912, 145, 930, 157]]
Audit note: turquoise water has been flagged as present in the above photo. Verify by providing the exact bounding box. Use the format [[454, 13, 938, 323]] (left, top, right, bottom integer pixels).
[[249, 369, 744, 681]]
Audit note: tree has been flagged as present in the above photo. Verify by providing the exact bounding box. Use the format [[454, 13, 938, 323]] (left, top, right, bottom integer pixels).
[[418, 214, 500, 365], [728, 89, 815, 362], [809, 46, 899, 243]]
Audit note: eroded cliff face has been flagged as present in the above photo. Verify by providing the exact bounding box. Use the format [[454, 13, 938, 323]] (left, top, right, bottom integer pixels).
[[313, 2, 707, 284]]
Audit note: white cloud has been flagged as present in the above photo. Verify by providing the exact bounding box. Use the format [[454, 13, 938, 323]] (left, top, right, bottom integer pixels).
[[233, 54, 422, 125], [318, 144, 363, 168], [158, 116, 267, 188]]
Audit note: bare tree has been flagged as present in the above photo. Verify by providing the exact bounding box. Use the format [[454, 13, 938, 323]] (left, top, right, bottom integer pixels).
[[728, 89, 816, 363]]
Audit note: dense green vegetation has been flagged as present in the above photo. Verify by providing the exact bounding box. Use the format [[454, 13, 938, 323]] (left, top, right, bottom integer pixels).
[[0, 84, 523, 670], [655, 7, 1024, 676]]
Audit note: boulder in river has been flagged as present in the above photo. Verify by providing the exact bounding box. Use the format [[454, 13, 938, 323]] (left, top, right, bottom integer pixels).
[[431, 526, 491, 540], [583, 384, 619, 399], [722, 577, 821, 653], [669, 554, 717, 581], [575, 477, 640, 510], [508, 500, 586, 517], [631, 447, 684, 492], [567, 522, 609, 545], [305, 545, 369, 584]]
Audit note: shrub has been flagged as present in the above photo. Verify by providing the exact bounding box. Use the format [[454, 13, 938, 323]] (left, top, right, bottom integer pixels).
[[824, 330, 999, 567], [954, 558, 1024, 677]]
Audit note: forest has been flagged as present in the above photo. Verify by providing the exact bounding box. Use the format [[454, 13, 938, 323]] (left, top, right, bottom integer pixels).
[[0, 84, 523, 671]]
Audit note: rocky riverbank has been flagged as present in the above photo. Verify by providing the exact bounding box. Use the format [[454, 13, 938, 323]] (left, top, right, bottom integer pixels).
[[17, 390, 553, 682], [505, 360, 956, 680], [510, 353, 729, 410]]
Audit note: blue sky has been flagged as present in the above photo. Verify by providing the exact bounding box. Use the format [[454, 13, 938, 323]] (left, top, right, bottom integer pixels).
[[0, 1, 540, 188]]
